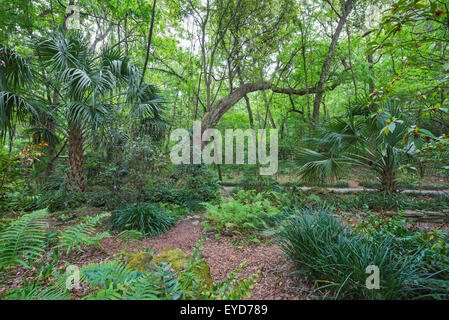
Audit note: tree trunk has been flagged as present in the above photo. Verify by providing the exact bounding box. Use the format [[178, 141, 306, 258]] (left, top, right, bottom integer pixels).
[[300, 18, 312, 128], [67, 124, 85, 191], [243, 95, 254, 129], [141, 0, 157, 85], [312, 0, 353, 121], [346, 23, 357, 99], [368, 52, 375, 94], [201, 82, 271, 133], [44, 90, 59, 176], [124, 12, 129, 55], [62, 0, 75, 31], [379, 165, 397, 193]]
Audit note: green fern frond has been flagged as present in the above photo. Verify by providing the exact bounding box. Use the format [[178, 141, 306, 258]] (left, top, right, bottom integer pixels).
[[4, 285, 71, 300], [58, 212, 111, 254], [80, 260, 143, 286], [114, 229, 143, 251]]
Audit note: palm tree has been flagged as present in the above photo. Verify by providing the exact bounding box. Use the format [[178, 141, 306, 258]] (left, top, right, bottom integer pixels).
[[1, 32, 165, 192], [34, 32, 116, 191], [35, 32, 165, 191], [296, 96, 409, 193], [0, 44, 36, 155]]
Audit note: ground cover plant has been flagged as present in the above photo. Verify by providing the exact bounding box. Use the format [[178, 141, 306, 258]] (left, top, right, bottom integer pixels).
[[110, 203, 177, 237], [203, 190, 282, 236], [277, 205, 449, 299]]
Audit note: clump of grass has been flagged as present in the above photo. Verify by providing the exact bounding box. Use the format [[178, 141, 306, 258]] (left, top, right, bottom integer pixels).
[[277, 205, 449, 299], [111, 203, 176, 237]]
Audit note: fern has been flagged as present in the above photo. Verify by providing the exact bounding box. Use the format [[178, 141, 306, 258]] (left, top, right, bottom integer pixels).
[[203, 197, 280, 234], [80, 260, 181, 300], [209, 261, 259, 300], [0, 209, 48, 269], [121, 264, 181, 300], [114, 229, 143, 252], [4, 285, 71, 300], [58, 213, 111, 254], [80, 260, 144, 286], [83, 282, 125, 300]]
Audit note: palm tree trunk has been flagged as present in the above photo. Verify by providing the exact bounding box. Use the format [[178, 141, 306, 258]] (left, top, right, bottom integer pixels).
[[379, 148, 398, 193], [380, 167, 397, 194], [67, 124, 85, 191]]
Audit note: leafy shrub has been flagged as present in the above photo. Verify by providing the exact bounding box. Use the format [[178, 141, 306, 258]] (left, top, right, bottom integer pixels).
[[354, 212, 411, 238], [111, 203, 176, 237], [232, 189, 289, 207], [143, 186, 190, 205], [203, 195, 280, 234], [142, 165, 219, 211], [0, 149, 21, 194], [354, 212, 449, 280], [0, 187, 42, 212], [86, 185, 114, 208], [160, 203, 189, 218], [39, 188, 88, 212], [174, 164, 219, 199], [277, 205, 449, 299], [143, 187, 214, 211]]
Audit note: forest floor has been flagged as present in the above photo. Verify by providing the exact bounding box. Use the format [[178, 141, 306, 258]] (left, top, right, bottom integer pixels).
[[2, 168, 447, 299], [0, 213, 312, 300], [101, 215, 311, 300], [2, 204, 448, 299]]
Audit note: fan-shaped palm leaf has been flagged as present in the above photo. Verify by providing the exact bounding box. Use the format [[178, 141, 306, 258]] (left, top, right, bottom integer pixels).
[[35, 31, 89, 72], [0, 45, 33, 90], [64, 101, 111, 129], [0, 91, 37, 141], [297, 148, 345, 184]]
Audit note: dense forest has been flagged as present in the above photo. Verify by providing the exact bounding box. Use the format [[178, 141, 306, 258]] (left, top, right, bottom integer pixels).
[[1, 0, 449, 301]]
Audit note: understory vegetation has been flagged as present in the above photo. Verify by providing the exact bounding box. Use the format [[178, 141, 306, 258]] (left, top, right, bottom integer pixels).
[[278, 206, 449, 299], [1, 0, 449, 301]]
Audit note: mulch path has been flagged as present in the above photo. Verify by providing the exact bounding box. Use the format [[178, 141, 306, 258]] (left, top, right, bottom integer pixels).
[[100, 216, 310, 300]]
